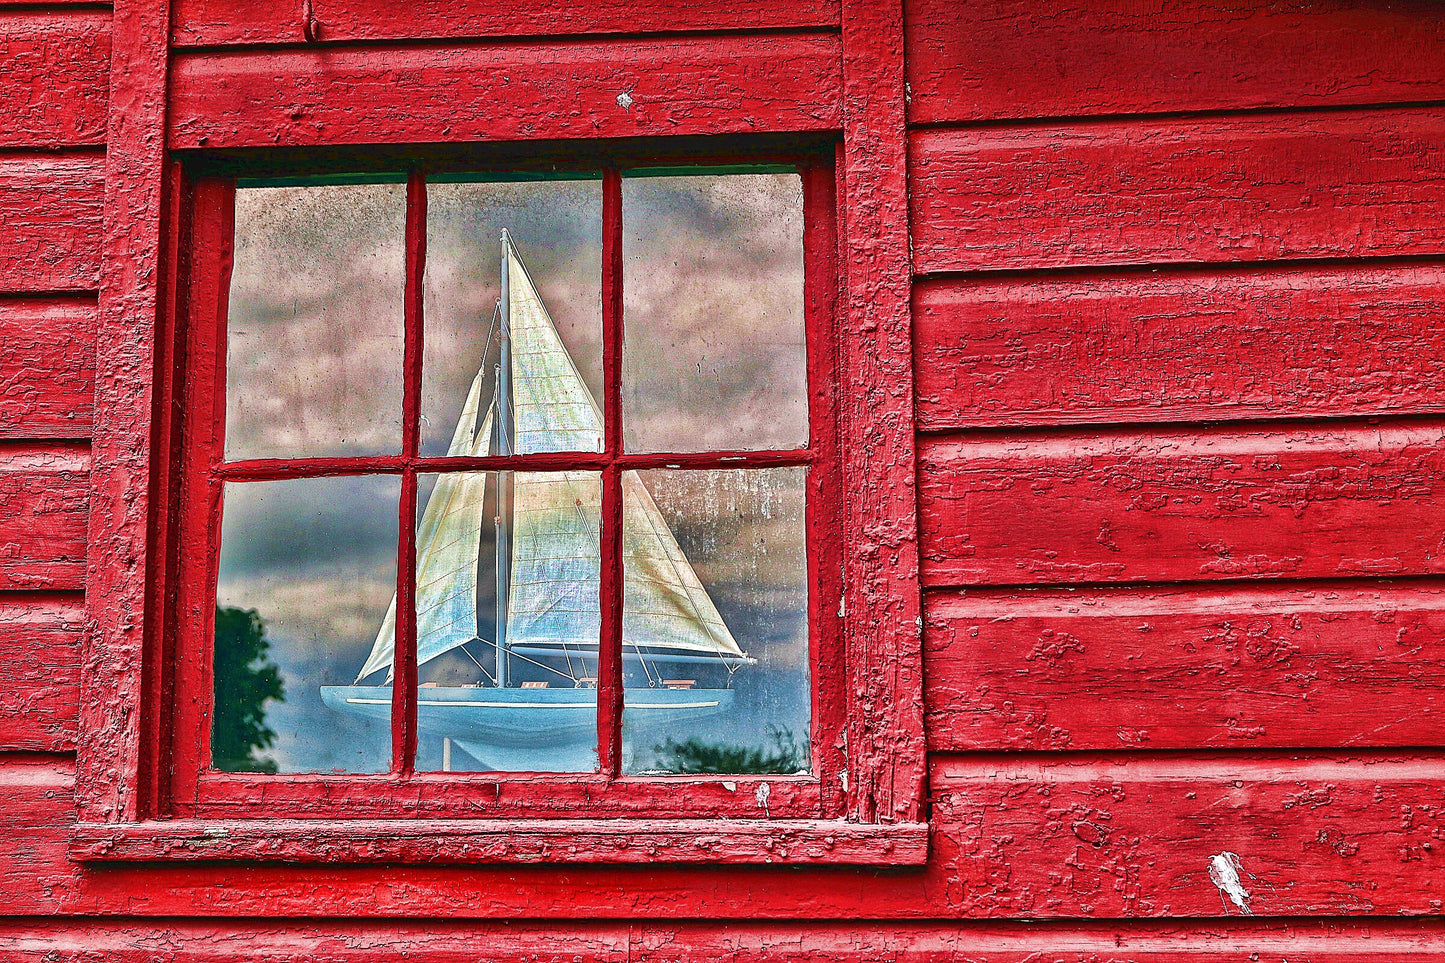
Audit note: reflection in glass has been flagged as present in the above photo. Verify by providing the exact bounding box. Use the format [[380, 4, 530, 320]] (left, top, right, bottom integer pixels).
[[400, 470, 601, 774], [225, 182, 406, 460], [215, 475, 399, 774], [423, 178, 603, 457], [622, 172, 807, 454], [622, 468, 810, 775]]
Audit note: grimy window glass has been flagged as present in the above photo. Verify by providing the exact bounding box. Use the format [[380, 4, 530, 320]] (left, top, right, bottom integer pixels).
[[209, 169, 812, 777]]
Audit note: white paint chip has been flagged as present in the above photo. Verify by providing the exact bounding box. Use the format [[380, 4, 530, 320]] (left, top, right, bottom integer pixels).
[[616, 91, 635, 110], [1208, 851, 1254, 915], [755, 781, 772, 816]]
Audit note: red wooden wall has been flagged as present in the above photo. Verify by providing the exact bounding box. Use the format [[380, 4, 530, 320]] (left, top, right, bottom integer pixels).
[[4, 0, 1445, 957]]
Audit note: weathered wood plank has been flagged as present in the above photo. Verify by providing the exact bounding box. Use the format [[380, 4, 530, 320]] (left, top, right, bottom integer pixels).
[[926, 584, 1445, 751], [904, 0, 1445, 125], [4, 919, 1445, 961], [933, 754, 1445, 917], [0, 443, 89, 592], [0, 153, 103, 293], [172, 0, 839, 47], [914, 265, 1445, 430], [0, 296, 95, 439], [837, 0, 926, 823], [71, 818, 926, 864], [0, 11, 109, 149], [169, 36, 842, 150], [0, 594, 81, 752], [3, 755, 1445, 920], [919, 423, 1445, 587], [78, 0, 171, 827], [910, 109, 1445, 275]]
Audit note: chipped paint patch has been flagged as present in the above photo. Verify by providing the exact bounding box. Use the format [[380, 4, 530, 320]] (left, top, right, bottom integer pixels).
[[615, 91, 634, 110], [1208, 851, 1253, 915]]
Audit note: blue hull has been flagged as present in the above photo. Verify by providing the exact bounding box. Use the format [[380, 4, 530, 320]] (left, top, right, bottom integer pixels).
[[320, 684, 735, 771]]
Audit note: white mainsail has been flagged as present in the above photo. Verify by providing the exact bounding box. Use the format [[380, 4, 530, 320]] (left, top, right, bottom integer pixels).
[[356, 234, 743, 684]]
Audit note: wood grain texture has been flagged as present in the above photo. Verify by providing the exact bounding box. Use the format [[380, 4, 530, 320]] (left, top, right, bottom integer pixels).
[[0, 594, 82, 752], [71, 818, 927, 864], [4, 919, 1445, 961], [172, 0, 839, 47], [0, 296, 95, 439], [914, 265, 1445, 430], [76, 0, 171, 827], [904, 0, 1445, 125], [919, 422, 1445, 587], [168, 36, 842, 150], [926, 584, 1445, 751], [0, 11, 109, 149], [837, 0, 927, 824], [0, 443, 88, 592], [4, 756, 1445, 918], [0, 153, 103, 293], [933, 754, 1445, 917], [909, 109, 1445, 275]]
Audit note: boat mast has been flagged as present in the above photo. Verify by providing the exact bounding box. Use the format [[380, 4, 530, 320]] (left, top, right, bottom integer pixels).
[[493, 229, 516, 687]]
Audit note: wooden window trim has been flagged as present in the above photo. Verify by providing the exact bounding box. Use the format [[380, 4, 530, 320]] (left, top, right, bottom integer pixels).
[[165, 157, 842, 823], [75, 5, 925, 865]]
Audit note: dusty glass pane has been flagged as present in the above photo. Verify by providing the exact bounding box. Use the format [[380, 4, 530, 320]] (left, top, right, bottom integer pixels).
[[622, 172, 807, 454], [423, 179, 603, 457], [621, 467, 809, 775], [225, 183, 406, 460], [214, 475, 400, 774], [410, 470, 601, 773]]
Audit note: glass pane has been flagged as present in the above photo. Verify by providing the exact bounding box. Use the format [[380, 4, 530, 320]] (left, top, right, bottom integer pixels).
[[622, 172, 807, 454], [423, 179, 604, 457], [621, 467, 809, 775], [413, 469, 601, 773], [225, 183, 406, 460], [214, 475, 400, 774]]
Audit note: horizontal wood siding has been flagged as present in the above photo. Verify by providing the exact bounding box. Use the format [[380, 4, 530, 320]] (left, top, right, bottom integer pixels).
[[0, 595, 81, 752], [932, 754, 1445, 917], [914, 266, 1445, 431], [0, 154, 103, 293], [925, 584, 1445, 751], [904, 0, 1445, 125], [918, 423, 1445, 587], [0, 443, 89, 592], [0, 297, 95, 439], [172, 0, 840, 46], [4, 919, 1445, 961], [0, 11, 109, 149], [168, 35, 842, 150], [4, 756, 1445, 919], [909, 109, 1445, 275]]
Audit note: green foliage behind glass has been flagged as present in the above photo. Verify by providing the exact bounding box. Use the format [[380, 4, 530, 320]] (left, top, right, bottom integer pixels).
[[212, 605, 285, 773], [650, 726, 807, 775]]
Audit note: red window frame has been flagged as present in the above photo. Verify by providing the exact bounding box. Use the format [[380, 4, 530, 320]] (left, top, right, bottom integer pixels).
[[168, 152, 846, 821], [74, 132, 926, 865]]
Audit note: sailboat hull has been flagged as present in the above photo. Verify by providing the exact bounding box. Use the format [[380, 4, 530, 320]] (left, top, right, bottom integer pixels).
[[320, 684, 735, 772]]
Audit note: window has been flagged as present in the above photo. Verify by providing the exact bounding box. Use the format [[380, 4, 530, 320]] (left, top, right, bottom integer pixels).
[[189, 162, 829, 785], [73, 142, 925, 865]]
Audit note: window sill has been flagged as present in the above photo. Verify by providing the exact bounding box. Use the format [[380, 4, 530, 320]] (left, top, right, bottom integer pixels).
[[70, 818, 928, 865]]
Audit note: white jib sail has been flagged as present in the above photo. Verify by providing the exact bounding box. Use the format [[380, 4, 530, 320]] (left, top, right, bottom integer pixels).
[[354, 235, 744, 684], [354, 369, 493, 683]]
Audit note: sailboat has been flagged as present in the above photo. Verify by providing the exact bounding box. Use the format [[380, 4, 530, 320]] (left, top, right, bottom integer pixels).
[[321, 231, 751, 772]]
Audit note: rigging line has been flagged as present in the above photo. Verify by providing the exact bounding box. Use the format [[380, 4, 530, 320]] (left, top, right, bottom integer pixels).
[[469, 634, 580, 683], [459, 638, 498, 685]]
